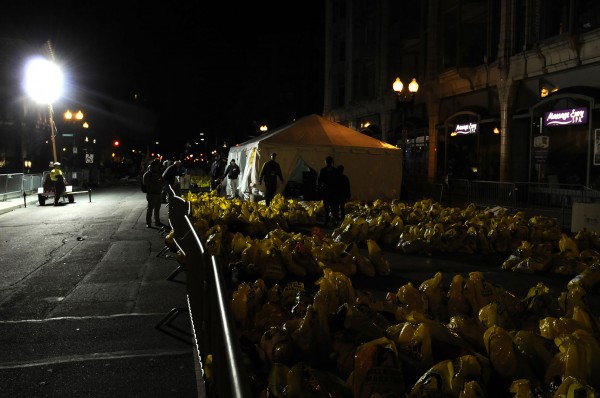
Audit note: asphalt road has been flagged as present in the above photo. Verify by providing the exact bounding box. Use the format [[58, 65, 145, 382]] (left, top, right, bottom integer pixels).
[[0, 184, 201, 397]]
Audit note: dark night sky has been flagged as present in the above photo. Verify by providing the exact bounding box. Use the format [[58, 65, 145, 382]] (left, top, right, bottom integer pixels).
[[1, 2, 325, 158]]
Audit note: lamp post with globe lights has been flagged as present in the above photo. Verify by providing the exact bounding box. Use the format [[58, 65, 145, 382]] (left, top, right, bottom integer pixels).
[[392, 77, 419, 148], [23, 56, 63, 164], [63, 109, 88, 171], [392, 77, 419, 189]]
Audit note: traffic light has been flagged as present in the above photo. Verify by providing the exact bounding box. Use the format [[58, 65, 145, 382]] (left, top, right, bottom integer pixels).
[[113, 140, 120, 147]]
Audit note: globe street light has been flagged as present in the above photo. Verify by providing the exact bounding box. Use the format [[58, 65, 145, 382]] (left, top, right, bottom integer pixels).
[[392, 77, 419, 148], [64, 109, 87, 170], [23, 56, 63, 163], [64, 109, 84, 122]]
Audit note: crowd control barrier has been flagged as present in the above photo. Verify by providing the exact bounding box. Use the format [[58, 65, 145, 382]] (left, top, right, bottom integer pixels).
[[166, 186, 253, 398], [407, 177, 600, 230]]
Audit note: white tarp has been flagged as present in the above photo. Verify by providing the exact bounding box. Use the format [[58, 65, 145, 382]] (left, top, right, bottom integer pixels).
[[226, 114, 403, 201]]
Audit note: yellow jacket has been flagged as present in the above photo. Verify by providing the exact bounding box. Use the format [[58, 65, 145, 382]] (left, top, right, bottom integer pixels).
[[50, 168, 63, 182]]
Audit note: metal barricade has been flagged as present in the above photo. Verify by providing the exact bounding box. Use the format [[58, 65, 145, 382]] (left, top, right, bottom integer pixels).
[[22, 173, 43, 192], [1, 173, 24, 200], [469, 180, 517, 208], [402, 175, 444, 203], [166, 185, 252, 398], [408, 178, 600, 230], [445, 178, 471, 207], [511, 182, 600, 229]]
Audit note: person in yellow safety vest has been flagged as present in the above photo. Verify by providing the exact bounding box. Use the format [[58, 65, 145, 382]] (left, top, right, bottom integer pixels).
[[49, 162, 65, 206]]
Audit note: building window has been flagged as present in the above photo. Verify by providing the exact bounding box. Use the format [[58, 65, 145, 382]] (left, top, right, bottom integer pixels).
[[575, 0, 599, 33], [539, 0, 569, 39]]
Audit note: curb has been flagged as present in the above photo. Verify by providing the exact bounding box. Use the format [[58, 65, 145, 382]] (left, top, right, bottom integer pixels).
[[0, 193, 40, 215], [0, 200, 40, 215]]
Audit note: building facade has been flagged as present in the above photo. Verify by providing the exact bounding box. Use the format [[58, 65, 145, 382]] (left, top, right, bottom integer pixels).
[[323, 0, 600, 189]]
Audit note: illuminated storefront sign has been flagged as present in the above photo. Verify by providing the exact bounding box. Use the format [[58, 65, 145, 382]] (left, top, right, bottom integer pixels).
[[454, 122, 479, 135], [543, 107, 588, 126]]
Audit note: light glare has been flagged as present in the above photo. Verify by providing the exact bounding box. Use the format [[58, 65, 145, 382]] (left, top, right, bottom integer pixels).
[[24, 57, 63, 104]]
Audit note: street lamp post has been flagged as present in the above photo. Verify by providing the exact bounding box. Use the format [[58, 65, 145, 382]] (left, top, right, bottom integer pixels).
[[392, 77, 419, 148], [393, 77, 419, 195], [64, 109, 86, 171], [23, 56, 63, 164]]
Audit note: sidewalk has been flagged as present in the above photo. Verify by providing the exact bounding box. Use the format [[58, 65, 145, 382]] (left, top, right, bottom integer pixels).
[[0, 192, 39, 215]]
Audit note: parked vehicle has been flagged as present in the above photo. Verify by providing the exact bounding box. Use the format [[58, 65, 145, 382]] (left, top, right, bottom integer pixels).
[[37, 172, 75, 206]]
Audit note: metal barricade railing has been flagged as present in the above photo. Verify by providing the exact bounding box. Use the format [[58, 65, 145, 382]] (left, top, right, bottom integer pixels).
[[444, 178, 471, 208], [166, 183, 252, 398], [22, 173, 44, 192], [402, 177, 600, 230], [429, 179, 600, 230], [1, 173, 24, 200], [0, 170, 94, 207], [174, 216, 253, 398], [402, 175, 444, 203], [469, 180, 517, 208], [513, 182, 598, 207]]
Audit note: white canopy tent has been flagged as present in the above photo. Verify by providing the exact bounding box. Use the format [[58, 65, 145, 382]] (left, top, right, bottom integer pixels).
[[226, 114, 403, 201]]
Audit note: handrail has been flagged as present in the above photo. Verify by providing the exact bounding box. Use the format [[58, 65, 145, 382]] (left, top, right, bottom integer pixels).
[[169, 187, 253, 398], [177, 216, 253, 398], [209, 254, 254, 398]]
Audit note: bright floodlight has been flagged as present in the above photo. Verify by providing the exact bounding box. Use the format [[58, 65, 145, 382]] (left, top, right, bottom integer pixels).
[[24, 57, 63, 104]]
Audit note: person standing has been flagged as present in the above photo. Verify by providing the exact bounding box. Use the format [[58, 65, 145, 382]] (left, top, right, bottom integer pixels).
[[209, 153, 226, 194], [258, 152, 284, 206], [222, 159, 241, 198], [336, 165, 351, 222], [143, 159, 165, 228], [162, 160, 184, 199], [160, 160, 170, 203], [317, 156, 339, 226], [49, 162, 65, 206]]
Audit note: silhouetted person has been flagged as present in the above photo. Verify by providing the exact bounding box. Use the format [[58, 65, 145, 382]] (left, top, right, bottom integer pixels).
[[209, 153, 226, 194], [222, 159, 241, 197], [258, 152, 284, 206], [162, 160, 184, 199], [336, 165, 351, 221], [317, 156, 339, 225], [302, 167, 318, 200], [143, 159, 165, 227]]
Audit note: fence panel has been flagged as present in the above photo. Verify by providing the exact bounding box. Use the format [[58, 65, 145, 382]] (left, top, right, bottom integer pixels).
[[22, 173, 43, 192], [0, 174, 7, 195], [1, 173, 24, 200], [408, 179, 600, 231], [403, 176, 444, 203], [5, 174, 23, 194], [469, 180, 517, 208], [446, 178, 471, 207], [513, 182, 600, 209]]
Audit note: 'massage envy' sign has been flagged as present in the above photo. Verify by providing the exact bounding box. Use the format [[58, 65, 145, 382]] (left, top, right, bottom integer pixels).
[[454, 122, 479, 135], [543, 107, 588, 127]]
